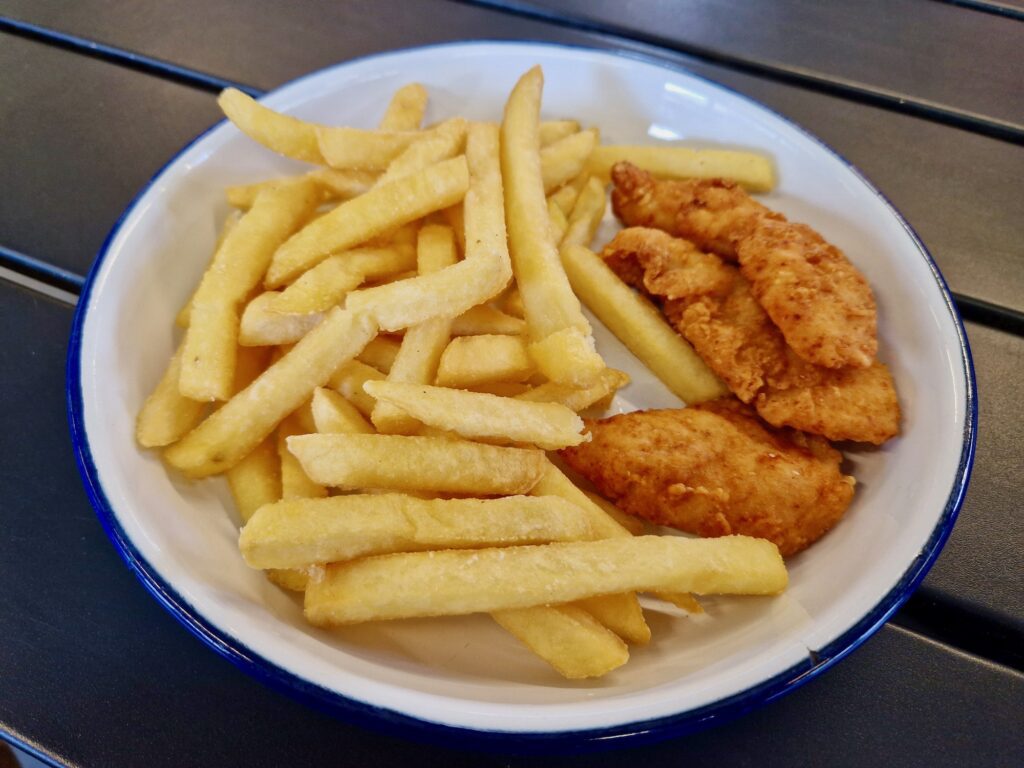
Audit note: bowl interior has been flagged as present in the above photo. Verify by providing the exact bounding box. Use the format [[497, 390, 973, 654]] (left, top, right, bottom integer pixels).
[[74, 42, 970, 736]]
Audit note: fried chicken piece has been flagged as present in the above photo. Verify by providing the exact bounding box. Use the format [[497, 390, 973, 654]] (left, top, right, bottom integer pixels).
[[610, 163, 877, 369], [559, 401, 856, 556], [601, 228, 900, 443]]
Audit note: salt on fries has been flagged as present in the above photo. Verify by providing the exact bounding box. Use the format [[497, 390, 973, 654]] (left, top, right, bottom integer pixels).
[[139, 70, 785, 679]]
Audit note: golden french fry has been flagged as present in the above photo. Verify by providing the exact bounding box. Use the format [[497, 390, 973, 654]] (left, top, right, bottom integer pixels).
[[587, 145, 775, 192], [278, 413, 327, 500], [450, 304, 526, 336], [357, 335, 402, 374], [176, 212, 243, 329], [538, 119, 580, 147], [548, 197, 568, 243], [225, 169, 376, 210], [315, 127, 420, 171], [240, 493, 593, 569], [226, 436, 280, 523], [466, 382, 533, 397], [378, 83, 428, 131], [560, 176, 607, 249], [492, 605, 628, 679], [218, 88, 325, 164], [164, 307, 377, 477], [573, 594, 650, 645], [548, 182, 580, 217], [266, 568, 312, 592], [372, 225, 458, 434], [362, 381, 587, 450], [288, 433, 546, 495], [441, 203, 465, 255], [266, 156, 469, 288], [239, 292, 323, 347], [304, 535, 788, 625], [500, 67, 605, 385], [376, 118, 467, 186], [502, 287, 524, 318], [583, 490, 646, 536], [329, 359, 386, 417], [653, 592, 704, 614], [435, 335, 535, 388], [515, 368, 629, 412], [345, 123, 512, 331], [180, 180, 320, 400], [560, 244, 728, 403], [136, 343, 207, 447], [310, 387, 375, 434], [540, 129, 598, 194]]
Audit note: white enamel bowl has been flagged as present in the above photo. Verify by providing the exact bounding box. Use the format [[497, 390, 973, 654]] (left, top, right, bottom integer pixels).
[[68, 41, 975, 749]]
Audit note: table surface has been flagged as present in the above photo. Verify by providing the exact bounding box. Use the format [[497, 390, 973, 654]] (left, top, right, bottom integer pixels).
[[1, 1, 1021, 765]]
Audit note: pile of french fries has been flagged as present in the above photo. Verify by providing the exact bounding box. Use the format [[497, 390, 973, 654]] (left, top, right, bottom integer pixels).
[[136, 68, 786, 679]]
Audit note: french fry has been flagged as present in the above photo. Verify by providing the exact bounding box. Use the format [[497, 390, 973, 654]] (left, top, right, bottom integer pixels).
[[357, 335, 402, 374], [177, 211, 243, 328], [304, 535, 788, 625], [225, 168, 376, 209], [560, 176, 607, 249], [502, 287, 525, 318], [329, 359, 386, 417], [180, 180, 320, 400], [288, 433, 547, 494], [163, 307, 378, 477], [500, 67, 604, 386], [450, 305, 526, 336], [538, 119, 580, 147], [372, 225, 458, 434], [548, 198, 568, 243], [344, 123, 512, 331], [218, 88, 325, 164], [583, 490, 646, 536], [266, 568, 313, 592], [560, 244, 729, 404], [491, 605, 628, 679], [136, 343, 207, 447], [278, 413, 327, 500], [466, 382, 532, 397], [240, 493, 594, 570], [587, 145, 775, 192], [573, 594, 650, 645], [540, 129, 598, 194], [515, 367, 630, 412], [239, 292, 323, 347], [310, 387, 375, 434], [376, 118, 467, 185], [226, 436, 280, 523], [435, 335, 535, 388], [315, 127, 420, 171], [266, 156, 469, 288], [362, 381, 587, 450], [378, 83, 428, 131], [548, 182, 580, 217], [527, 327, 605, 389]]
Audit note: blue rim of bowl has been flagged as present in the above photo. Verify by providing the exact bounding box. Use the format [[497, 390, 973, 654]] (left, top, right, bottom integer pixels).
[[66, 40, 976, 753]]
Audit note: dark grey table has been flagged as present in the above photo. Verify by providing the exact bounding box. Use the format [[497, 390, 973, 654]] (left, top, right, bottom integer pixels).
[[1, 2, 1021, 765]]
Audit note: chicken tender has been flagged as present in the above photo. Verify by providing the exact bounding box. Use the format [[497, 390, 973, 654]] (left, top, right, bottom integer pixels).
[[611, 163, 877, 369], [559, 401, 856, 556], [601, 228, 899, 444]]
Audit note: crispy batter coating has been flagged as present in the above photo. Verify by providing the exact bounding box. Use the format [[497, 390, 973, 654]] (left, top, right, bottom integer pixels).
[[601, 228, 899, 444], [560, 402, 856, 556], [610, 163, 877, 369]]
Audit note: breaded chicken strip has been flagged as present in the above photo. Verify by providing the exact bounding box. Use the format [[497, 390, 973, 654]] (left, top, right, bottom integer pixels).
[[601, 228, 900, 444], [611, 163, 877, 369], [559, 401, 856, 556]]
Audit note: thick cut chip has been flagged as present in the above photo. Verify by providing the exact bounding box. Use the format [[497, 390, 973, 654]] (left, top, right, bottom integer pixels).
[[136, 343, 207, 447], [573, 594, 651, 645], [588, 145, 775, 192], [378, 83, 428, 131], [304, 535, 787, 625], [278, 413, 327, 500], [266, 156, 469, 287], [310, 387, 374, 434], [163, 307, 377, 477], [515, 368, 629, 413], [548, 198, 569, 243], [561, 244, 728, 404], [180, 180, 320, 400], [240, 493, 593, 569], [226, 436, 280, 523], [329, 359, 386, 417], [540, 129, 598, 193], [345, 123, 512, 331], [548, 183, 580, 217], [450, 305, 526, 336], [376, 118, 467, 186], [315, 127, 421, 171], [527, 327, 606, 389], [491, 605, 628, 679], [583, 490, 646, 536], [435, 335, 535, 388], [239, 292, 323, 347], [357, 336, 402, 374], [538, 120, 580, 146], [270, 260, 363, 315], [288, 433, 547, 495], [362, 381, 587, 450], [218, 88, 325, 164]]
